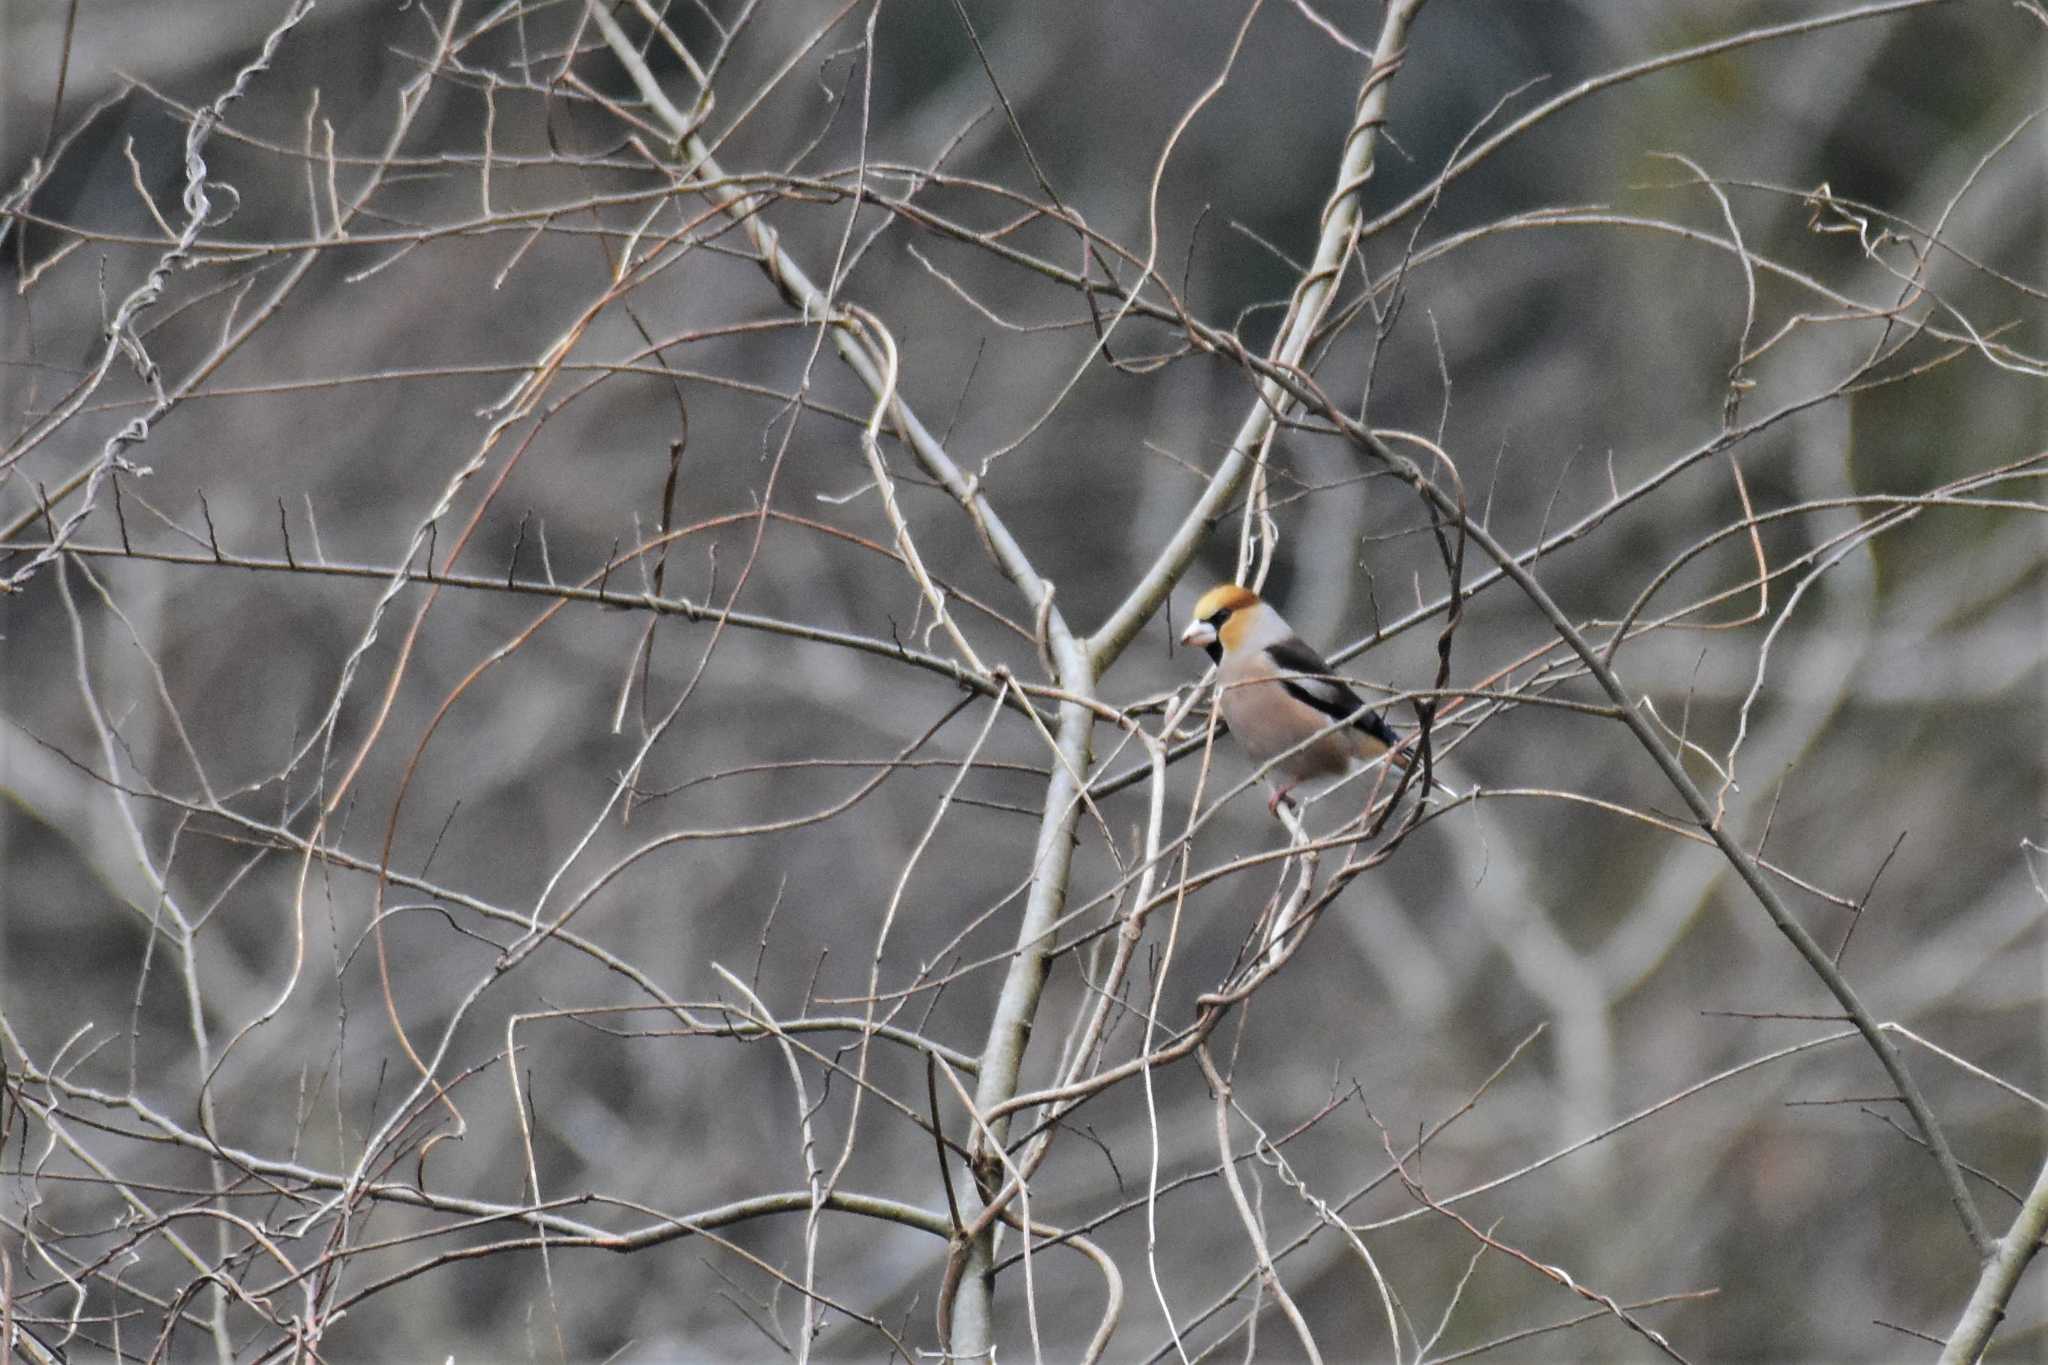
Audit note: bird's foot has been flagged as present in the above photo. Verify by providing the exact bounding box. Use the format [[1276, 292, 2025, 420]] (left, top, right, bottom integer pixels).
[[1266, 784, 1297, 819]]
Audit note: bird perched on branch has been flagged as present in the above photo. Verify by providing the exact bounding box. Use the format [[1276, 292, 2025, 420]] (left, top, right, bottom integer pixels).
[[1180, 584, 1411, 817]]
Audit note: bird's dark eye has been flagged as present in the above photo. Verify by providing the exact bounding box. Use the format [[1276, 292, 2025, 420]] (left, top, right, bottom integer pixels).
[[1206, 609, 1232, 627]]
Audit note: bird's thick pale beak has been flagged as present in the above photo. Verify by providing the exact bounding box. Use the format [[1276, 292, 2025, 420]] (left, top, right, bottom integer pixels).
[[1179, 619, 1217, 649]]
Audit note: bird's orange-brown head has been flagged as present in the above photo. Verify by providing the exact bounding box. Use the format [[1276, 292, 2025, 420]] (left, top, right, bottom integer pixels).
[[1180, 584, 1264, 662]]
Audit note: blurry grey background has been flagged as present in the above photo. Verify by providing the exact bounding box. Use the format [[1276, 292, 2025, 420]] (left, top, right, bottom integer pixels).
[[2, 1, 2043, 1360]]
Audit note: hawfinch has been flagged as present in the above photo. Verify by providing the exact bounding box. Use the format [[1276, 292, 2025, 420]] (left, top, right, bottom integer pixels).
[[1180, 584, 1408, 816]]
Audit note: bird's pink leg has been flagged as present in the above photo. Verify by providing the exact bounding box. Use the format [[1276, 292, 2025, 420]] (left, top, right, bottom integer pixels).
[[1267, 783, 1296, 818]]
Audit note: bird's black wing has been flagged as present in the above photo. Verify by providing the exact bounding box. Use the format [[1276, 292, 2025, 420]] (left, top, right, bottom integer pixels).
[[1265, 636, 1402, 749]]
